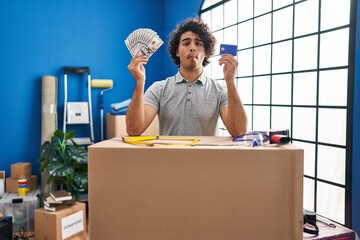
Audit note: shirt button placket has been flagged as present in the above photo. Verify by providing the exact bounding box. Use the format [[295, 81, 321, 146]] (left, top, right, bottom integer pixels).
[[186, 84, 192, 105]]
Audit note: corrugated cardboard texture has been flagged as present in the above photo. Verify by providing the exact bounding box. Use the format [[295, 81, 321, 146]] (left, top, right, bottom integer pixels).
[[5, 175, 37, 193], [34, 202, 86, 240], [88, 136, 304, 240], [11, 162, 31, 178], [106, 113, 159, 139]]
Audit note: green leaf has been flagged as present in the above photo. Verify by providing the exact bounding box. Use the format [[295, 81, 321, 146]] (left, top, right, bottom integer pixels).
[[38, 130, 88, 197], [67, 145, 88, 164], [54, 130, 64, 138], [73, 172, 88, 192], [64, 131, 76, 141], [48, 162, 74, 178]]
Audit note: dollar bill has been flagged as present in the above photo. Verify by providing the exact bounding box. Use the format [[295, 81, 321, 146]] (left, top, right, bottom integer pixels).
[[124, 28, 163, 58]]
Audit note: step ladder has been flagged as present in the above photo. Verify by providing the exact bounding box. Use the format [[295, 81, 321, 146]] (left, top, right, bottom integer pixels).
[[63, 66, 94, 145]]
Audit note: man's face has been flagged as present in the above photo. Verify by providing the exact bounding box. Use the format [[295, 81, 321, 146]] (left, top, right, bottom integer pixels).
[[176, 31, 206, 70]]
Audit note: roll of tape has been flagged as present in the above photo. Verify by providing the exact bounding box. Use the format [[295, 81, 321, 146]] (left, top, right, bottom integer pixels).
[[304, 210, 317, 222]]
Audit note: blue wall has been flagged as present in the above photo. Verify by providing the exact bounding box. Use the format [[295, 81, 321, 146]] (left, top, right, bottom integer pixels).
[[1, 0, 360, 234], [0, 0, 203, 178], [352, 0, 360, 233], [0, 0, 166, 177], [0, 0, 202, 192]]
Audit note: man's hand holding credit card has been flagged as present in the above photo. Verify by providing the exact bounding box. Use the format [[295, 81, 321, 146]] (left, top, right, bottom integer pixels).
[[220, 44, 237, 56]]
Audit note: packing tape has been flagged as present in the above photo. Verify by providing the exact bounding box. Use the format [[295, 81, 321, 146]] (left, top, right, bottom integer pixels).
[[42, 104, 56, 114]]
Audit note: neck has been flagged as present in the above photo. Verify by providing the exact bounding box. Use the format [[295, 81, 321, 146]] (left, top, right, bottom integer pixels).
[[179, 67, 203, 83]]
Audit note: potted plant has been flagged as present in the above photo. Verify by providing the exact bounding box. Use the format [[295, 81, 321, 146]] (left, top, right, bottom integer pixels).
[[38, 130, 88, 200]]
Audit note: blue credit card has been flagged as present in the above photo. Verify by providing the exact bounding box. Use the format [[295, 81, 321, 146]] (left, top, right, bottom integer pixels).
[[220, 44, 237, 56]]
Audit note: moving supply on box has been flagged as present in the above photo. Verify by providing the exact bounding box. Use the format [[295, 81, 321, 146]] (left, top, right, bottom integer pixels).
[[50, 190, 72, 202], [35, 202, 86, 240], [256, 129, 291, 144], [11, 162, 31, 179], [122, 135, 199, 146], [43, 198, 76, 212], [0, 188, 40, 233], [17, 179, 29, 196], [6, 175, 37, 193]]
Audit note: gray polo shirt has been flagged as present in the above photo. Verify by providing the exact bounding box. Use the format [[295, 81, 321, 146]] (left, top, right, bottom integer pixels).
[[144, 71, 228, 136]]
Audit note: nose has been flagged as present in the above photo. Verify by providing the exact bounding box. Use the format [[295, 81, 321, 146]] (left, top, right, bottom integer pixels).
[[190, 47, 196, 52]]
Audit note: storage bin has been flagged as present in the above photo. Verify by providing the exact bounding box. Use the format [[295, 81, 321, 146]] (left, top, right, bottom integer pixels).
[[0, 188, 40, 233]]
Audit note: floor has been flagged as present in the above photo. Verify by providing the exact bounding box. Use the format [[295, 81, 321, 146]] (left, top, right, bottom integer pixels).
[[13, 229, 89, 239]]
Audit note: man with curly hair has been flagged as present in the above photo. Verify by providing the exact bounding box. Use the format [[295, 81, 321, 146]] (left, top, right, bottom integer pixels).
[[126, 17, 247, 136]]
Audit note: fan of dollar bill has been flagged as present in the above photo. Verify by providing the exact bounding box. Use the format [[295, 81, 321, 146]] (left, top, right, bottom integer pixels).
[[125, 28, 163, 58]]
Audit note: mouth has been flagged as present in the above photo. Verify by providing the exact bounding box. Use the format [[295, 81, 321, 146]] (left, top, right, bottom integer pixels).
[[187, 53, 198, 59]]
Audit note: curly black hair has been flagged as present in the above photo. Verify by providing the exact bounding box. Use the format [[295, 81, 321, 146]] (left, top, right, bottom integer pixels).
[[168, 17, 216, 67]]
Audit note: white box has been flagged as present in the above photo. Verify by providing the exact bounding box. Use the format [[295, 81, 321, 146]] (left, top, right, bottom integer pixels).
[[0, 188, 40, 233]]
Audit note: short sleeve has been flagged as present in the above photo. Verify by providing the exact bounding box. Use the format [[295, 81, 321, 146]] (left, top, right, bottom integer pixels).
[[144, 82, 161, 110], [219, 84, 228, 110]]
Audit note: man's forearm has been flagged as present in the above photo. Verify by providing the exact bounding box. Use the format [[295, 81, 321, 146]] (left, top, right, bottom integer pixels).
[[226, 81, 248, 136], [126, 82, 146, 135]]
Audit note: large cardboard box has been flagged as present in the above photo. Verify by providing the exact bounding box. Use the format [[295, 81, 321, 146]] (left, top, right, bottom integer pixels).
[[34, 202, 86, 240], [88, 136, 304, 240], [106, 113, 159, 139]]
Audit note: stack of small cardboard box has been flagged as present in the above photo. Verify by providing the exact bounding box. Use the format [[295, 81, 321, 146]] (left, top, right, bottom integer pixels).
[[35, 202, 87, 239], [5, 162, 37, 193]]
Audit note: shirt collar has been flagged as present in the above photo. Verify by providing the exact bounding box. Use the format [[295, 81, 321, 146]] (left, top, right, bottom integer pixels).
[[175, 71, 207, 85]]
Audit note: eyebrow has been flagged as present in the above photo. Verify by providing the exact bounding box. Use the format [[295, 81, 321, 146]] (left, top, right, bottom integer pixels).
[[181, 37, 203, 42]]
